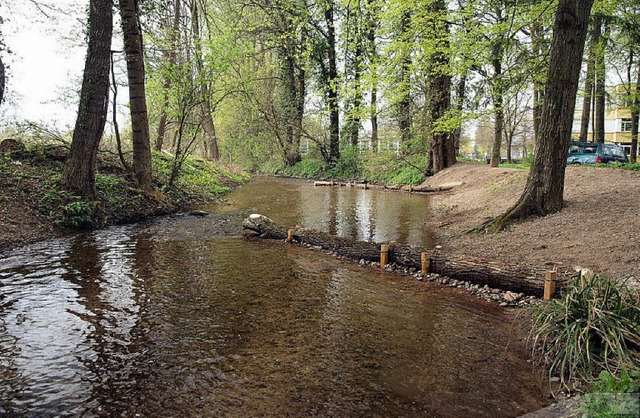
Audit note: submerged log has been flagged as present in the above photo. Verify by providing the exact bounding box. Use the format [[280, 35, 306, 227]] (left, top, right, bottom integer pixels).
[[242, 214, 571, 297]]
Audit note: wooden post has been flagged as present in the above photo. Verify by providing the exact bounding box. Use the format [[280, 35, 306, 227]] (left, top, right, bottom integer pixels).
[[380, 244, 389, 268], [287, 229, 294, 243], [544, 270, 557, 301], [421, 252, 430, 274]]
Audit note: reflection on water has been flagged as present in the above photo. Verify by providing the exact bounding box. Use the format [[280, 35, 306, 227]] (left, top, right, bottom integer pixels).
[[206, 177, 433, 247], [0, 178, 547, 416]]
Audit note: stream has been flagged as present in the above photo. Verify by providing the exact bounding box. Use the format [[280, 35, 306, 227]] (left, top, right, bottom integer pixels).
[[0, 177, 548, 417]]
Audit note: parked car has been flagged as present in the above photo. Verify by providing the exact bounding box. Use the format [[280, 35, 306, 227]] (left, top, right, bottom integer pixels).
[[566, 141, 629, 165]]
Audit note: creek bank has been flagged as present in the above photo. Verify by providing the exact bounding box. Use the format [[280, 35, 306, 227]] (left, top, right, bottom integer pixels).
[[0, 143, 248, 252]]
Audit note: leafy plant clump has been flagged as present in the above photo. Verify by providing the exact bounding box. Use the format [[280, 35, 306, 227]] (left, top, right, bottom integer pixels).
[[529, 274, 640, 388], [581, 368, 640, 416]]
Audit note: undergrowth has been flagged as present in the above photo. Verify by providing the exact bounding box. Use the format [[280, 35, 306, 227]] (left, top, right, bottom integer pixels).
[[529, 274, 640, 389]]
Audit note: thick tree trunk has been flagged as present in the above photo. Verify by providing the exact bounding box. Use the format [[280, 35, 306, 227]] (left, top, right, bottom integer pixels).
[[62, 0, 113, 198], [453, 73, 466, 156], [347, 39, 363, 148], [243, 215, 570, 296], [120, 0, 154, 190], [486, 0, 594, 231], [427, 0, 455, 174]]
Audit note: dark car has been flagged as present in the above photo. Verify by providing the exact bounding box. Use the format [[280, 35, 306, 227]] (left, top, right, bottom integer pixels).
[[566, 141, 629, 165]]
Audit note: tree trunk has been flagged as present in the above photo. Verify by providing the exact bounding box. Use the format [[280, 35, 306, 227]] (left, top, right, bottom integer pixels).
[[531, 22, 545, 144], [0, 54, 5, 107], [155, 0, 181, 152], [631, 59, 639, 163], [242, 214, 571, 296], [62, 0, 113, 198], [119, 0, 154, 190], [367, 0, 378, 152], [397, 9, 412, 148], [486, 0, 594, 231], [347, 36, 363, 148], [325, 0, 340, 163], [427, 0, 455, 174], [489, 41, 504, 168], [453, 73, 466, 156], [593, 16, 606, 144], [579, 25, 595, 142]]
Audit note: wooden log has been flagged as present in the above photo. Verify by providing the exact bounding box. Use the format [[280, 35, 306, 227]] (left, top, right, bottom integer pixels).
[[242, 214, 573, 296]]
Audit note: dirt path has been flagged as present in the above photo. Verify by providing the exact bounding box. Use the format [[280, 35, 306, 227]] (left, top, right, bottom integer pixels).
[[422, 162, 640, 279]]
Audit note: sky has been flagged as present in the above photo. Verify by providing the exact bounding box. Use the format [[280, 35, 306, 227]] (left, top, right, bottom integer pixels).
[[1, 0, 88, 128]]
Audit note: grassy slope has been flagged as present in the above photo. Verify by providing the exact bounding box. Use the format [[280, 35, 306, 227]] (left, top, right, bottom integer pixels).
[[0, 146, 248, 251]]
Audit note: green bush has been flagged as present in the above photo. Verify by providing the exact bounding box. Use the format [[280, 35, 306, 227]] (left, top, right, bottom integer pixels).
[[60, 200, 93, 227], [529, 274, 640, 387]]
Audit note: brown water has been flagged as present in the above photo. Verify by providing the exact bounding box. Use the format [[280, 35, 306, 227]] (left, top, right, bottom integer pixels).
[[0, 177, 547, 417]]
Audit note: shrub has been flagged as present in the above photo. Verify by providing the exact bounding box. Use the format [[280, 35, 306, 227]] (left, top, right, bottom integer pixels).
[[529, 274, 640, 387]]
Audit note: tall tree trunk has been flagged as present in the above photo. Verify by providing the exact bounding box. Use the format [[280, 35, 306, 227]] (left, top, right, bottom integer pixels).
[[155, 0, 181, 152], [325, 0, 340, 163], [489, 27, 505, 168], [427, 0, 455, 174], [120, 0, 154, 190], [191, 0, 220, 161], [62, 0, 113, 198], [531, 22, 545, 144], [452, 73, 466, 156], [579, 26, 595, 142], [397, 9, 412, 147], [631, 58, 639, 163], [347, 36, 363, 147], [367, 0, 378, 152], [0, 54, 5, 107], [593, 16, 606, 143], [486, 0, 594, 231]]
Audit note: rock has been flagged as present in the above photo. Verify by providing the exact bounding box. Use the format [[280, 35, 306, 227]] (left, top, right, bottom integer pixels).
[[0, 138, 26, 153], [188, 210, 209, 217], [499, 302, 508, 307], [503, 291, 521, 303], [491, 288, 501, 294]]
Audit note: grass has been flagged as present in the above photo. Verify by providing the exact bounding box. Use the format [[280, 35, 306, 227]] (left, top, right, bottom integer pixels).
[[529, 274, 640, 389]]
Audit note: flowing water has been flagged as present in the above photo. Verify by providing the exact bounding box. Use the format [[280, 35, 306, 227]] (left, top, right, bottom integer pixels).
[[0, 177, 548, 417]]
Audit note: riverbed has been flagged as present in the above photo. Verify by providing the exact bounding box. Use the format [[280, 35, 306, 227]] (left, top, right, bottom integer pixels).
[[0, 177, 548, 416]]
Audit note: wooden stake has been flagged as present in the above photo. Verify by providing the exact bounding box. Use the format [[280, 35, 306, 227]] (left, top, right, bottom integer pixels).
[[421, 252, 430, 274], [287, 229, 294, 243], [544, 271, 557, 301], [380, 244, 389, 268]]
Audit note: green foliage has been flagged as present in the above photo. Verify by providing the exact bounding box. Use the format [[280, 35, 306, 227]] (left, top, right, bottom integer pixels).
[[608, 163, 640, 172], [39, 189, 93, 228], [280, 150, 426, 185], [581, 368, 640, 417], [529, 274, 640, 387]]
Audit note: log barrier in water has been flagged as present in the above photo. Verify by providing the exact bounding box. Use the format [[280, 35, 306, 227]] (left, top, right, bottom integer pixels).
[[242, 214, 572, 298]]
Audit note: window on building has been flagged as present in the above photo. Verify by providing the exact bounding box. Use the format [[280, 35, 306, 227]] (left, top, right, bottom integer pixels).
[[621, 118, 632, 132]]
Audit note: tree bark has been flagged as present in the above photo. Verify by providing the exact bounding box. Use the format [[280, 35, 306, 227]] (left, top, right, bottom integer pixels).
[[427, 0, 455, 174], [593, 16, 606, 144], [631, 59, 639, 163], [397, 9, 412, 147], [155, 0, 181, 152], [242, 214, 570, 296], [119, 0, 154, 190], [62, 0, 113, 198], [579, 23, 595, 142], [367, 0, 378, 152], [0, 54, 5, 107], [325, 0, 340, 163], [531, 22, 545, 144], [489, 37, 504, 168], [486, 0, 594, 231]]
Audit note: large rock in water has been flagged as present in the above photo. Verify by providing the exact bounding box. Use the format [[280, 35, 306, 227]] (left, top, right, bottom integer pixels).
[[0, 139, 26, 153]]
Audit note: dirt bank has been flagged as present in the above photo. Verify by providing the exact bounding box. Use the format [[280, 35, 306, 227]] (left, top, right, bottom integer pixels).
[[422, 162, 640, 278]]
